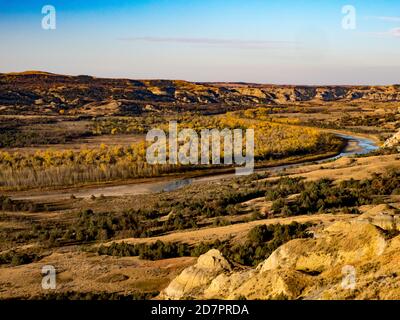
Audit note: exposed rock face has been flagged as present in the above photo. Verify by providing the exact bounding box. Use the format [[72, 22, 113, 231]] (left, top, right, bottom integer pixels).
[[161, 218, 400, 300], [384, 129, 400, 149], [80, 100, 121, 115], [161, 249, 232, 299], [259, 221, 387, 274], [357, 204, 400, 231], [1, 72, 400, 115]]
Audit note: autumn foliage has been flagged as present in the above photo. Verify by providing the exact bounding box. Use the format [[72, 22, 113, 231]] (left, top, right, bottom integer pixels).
[[0, 110, 342, 189]]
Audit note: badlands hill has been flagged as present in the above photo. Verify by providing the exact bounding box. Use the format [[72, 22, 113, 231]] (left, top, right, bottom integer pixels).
[[1, 71, 400, 116], [162, 206, 400, 300]]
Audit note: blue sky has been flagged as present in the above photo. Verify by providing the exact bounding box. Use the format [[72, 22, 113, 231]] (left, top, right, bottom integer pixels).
[[0, 0, 399, 84]]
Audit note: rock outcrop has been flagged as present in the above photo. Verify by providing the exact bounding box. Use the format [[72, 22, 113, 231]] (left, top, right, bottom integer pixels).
[[161, 249, 232, 299], [1, 72, 400, 116], [357, 204, 400, 231], [384, 129, 400, 149], [161, 217, 400, 300]]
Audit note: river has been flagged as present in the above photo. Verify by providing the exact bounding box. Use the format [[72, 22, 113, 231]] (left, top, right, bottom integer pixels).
[[12, 133, 379, 201]]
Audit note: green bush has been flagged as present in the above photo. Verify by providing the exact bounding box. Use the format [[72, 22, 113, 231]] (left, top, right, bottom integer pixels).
[[33, 290, 158, 300], [98, 222, 313, 267], [0, 250, 43, 266], [98, 240, 190, 260], [270, 171, 400, 216]]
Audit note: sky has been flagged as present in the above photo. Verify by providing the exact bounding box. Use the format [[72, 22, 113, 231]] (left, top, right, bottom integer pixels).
[[0, 0, 400, 85]]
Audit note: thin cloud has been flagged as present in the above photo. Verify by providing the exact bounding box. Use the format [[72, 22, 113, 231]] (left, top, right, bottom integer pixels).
[[118, 36, 299, 49], [365, 16, 400, 22], [365, 27, 400, 38], [388, 27, 400, 37]]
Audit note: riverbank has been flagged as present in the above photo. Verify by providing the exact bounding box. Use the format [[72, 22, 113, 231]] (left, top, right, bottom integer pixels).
[[9, 132, 378, 201]]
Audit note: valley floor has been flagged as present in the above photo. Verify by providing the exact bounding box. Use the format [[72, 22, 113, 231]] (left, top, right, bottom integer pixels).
[[0, 150, 399, 299]]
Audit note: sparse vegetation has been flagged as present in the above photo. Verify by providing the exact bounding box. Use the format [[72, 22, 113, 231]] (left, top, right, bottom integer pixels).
[[9, 170, 398, 250], [270, 170, 400, 216], [0, 72, 399, 299], [98, 241, 190, 260], [0, 117, 91, 148], [0, 195, 41, 212], [98, 222, 313, 267], [0, 250, 43, 266], [29, 291, 159, 301]]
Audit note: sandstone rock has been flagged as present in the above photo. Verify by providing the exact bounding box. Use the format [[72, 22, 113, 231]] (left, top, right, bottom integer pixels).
[[204, 270, 255, 299], [258, 221, 386, 274], [161, 249, 231, 299], [80, 100, 121, 116], [384, 129, 400, 148], [196, 249, 232, 270], [229, 269, 312, 300], [161, 219, 395, 300], [234, 88, 267, 99], [357, 204, 400, 231]]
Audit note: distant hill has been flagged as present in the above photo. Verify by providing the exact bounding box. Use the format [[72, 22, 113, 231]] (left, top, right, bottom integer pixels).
[[1, 71, 399, 116]]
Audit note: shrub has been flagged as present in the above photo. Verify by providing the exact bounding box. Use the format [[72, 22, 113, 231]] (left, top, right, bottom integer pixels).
[[98, 222, 313, 267]]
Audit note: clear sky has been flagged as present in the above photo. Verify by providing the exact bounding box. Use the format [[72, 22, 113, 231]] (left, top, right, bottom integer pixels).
[[0, 0, 399, 84]]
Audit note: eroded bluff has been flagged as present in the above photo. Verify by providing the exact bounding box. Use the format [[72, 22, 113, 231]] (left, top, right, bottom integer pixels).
[[161, 212, 400, 300]]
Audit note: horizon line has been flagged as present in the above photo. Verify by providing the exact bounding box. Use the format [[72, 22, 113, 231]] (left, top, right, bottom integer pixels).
[[2, 70, 399, 87]]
